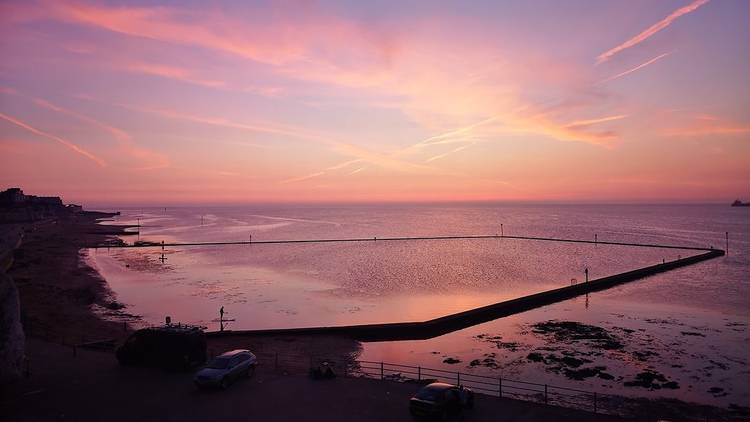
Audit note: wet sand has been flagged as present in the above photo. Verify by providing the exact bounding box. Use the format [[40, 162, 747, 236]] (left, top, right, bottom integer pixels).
[[6, 214, 363, 366]]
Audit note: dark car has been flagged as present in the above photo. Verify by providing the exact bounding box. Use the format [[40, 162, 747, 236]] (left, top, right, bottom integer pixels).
[[194, 349, 257, 389], [116, 324, 207, 370], [409, 382, 474, 420]]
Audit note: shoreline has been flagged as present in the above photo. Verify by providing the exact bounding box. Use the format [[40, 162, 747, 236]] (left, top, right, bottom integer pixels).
[[7, 211, 363, 374], [5, 208, 748, 420], [8, 212, 135, 344]]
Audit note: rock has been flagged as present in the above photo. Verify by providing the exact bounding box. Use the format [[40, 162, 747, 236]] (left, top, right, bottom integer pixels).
[[527, 352, 545, 362], [623, 370, 679, 390], [442, 357, 461, 364], [680, 331, 706, 337], [563, 367, 601, 380], [531, 320, 624, 350], [105, 301, 126, 310]]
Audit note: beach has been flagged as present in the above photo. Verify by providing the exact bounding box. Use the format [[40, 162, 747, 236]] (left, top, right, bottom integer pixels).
[[8, 213, 133, 344], [3, 204, 749, 421]]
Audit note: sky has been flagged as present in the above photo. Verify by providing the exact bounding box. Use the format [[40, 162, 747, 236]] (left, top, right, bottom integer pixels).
[[0, 0, 749, 205]]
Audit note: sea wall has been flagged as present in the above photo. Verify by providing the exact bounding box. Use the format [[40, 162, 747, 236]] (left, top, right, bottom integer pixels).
[[0, 225, 25, 384], [207, 249, 725, 342]]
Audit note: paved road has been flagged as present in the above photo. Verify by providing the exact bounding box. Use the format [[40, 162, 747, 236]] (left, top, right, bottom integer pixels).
[[4, 340, 622, 422]]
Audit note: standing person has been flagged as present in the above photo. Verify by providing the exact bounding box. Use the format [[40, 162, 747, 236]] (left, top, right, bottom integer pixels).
[[220, 306, 224, 321]]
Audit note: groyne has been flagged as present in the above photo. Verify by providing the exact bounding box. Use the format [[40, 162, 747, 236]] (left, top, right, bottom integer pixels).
[[206, 248, 724, 342]]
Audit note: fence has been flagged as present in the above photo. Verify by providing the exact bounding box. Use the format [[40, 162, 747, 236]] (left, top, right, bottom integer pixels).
[[354, 360, 618, 414], [233, 347, 622, 416], [25, 322, 623, 417]]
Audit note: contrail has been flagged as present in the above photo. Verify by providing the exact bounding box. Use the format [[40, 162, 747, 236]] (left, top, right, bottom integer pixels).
[[0, 112, 107, 167], [564, 115, 628, 128], [598, 53, 671, 84], [596, 0, 709, 64]]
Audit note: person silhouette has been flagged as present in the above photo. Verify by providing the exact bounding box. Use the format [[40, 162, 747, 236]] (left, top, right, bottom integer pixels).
[[220, 306, 224, 321]]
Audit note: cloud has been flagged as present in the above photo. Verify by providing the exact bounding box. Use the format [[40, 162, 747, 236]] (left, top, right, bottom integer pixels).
[[348, 167, 366, 175], [425, 144, 472, 163], [31, 0, 392, 67], [126, 63, 226, 88], [564, 114, 628, 129], [663, 115, 750, 137], [279, 159, 364, 184], [598, 53, 671, 84], [32, 98, 130, 141], [116, 103, 326, 143], [0, 112, 106, 166], [27, 96, 170, 170], [596, 0, 709, 64]]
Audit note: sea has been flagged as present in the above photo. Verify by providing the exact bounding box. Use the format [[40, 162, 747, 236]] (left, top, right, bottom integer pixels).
[[86, 203, 749, 407]]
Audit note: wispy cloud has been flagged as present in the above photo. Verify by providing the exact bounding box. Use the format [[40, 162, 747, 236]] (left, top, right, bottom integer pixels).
[[663, 115, 750, 137], [0, 112, 106, 166], [596, 0, 709, 64], [348, 167, 366, 175], [115, 103, 327, 144], [27, 96, 170, 170], [126, 63, 226, 89], [598, 53, 671, 84], [33, 0, 387, 67], [425, 144, 472, 163], [564, 114, 628, 129], [280, 158, 365, 184], [32, 98, 130, 141]]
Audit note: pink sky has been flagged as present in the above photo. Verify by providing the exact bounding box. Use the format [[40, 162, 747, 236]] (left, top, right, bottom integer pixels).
[[1, 0, 748, 205]]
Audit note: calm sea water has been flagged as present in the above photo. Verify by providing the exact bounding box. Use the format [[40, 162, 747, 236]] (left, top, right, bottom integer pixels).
[[88, 203, 749, 406]]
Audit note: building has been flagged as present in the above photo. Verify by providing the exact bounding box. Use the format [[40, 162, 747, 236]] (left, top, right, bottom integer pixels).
[[0, 188, 25, 208]]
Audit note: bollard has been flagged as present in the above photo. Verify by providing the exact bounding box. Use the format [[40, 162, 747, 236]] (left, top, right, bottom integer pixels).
[[457, 371, 460, 385], [499, 377, 502, 397], [585, 268, 589, 283], [544, 384, 548, 404], [418, 366, 421, 381], [380, 362, 384, 380], [726, 232, 729, 255], [593, 392, 597, 413]]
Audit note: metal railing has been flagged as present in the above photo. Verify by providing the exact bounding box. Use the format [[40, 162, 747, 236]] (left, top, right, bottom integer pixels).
[[23, 324, 623, 416], [353, 360, 618, 415], [238, 349, 623, 416]]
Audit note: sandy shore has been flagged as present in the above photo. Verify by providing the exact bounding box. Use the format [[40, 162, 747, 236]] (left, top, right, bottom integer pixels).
[[7, 212, 363, 368], [8, 214, 133, 344]]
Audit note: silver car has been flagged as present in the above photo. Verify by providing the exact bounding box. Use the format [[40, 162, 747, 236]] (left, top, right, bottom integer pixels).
[[194, 349, 257, 389]]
